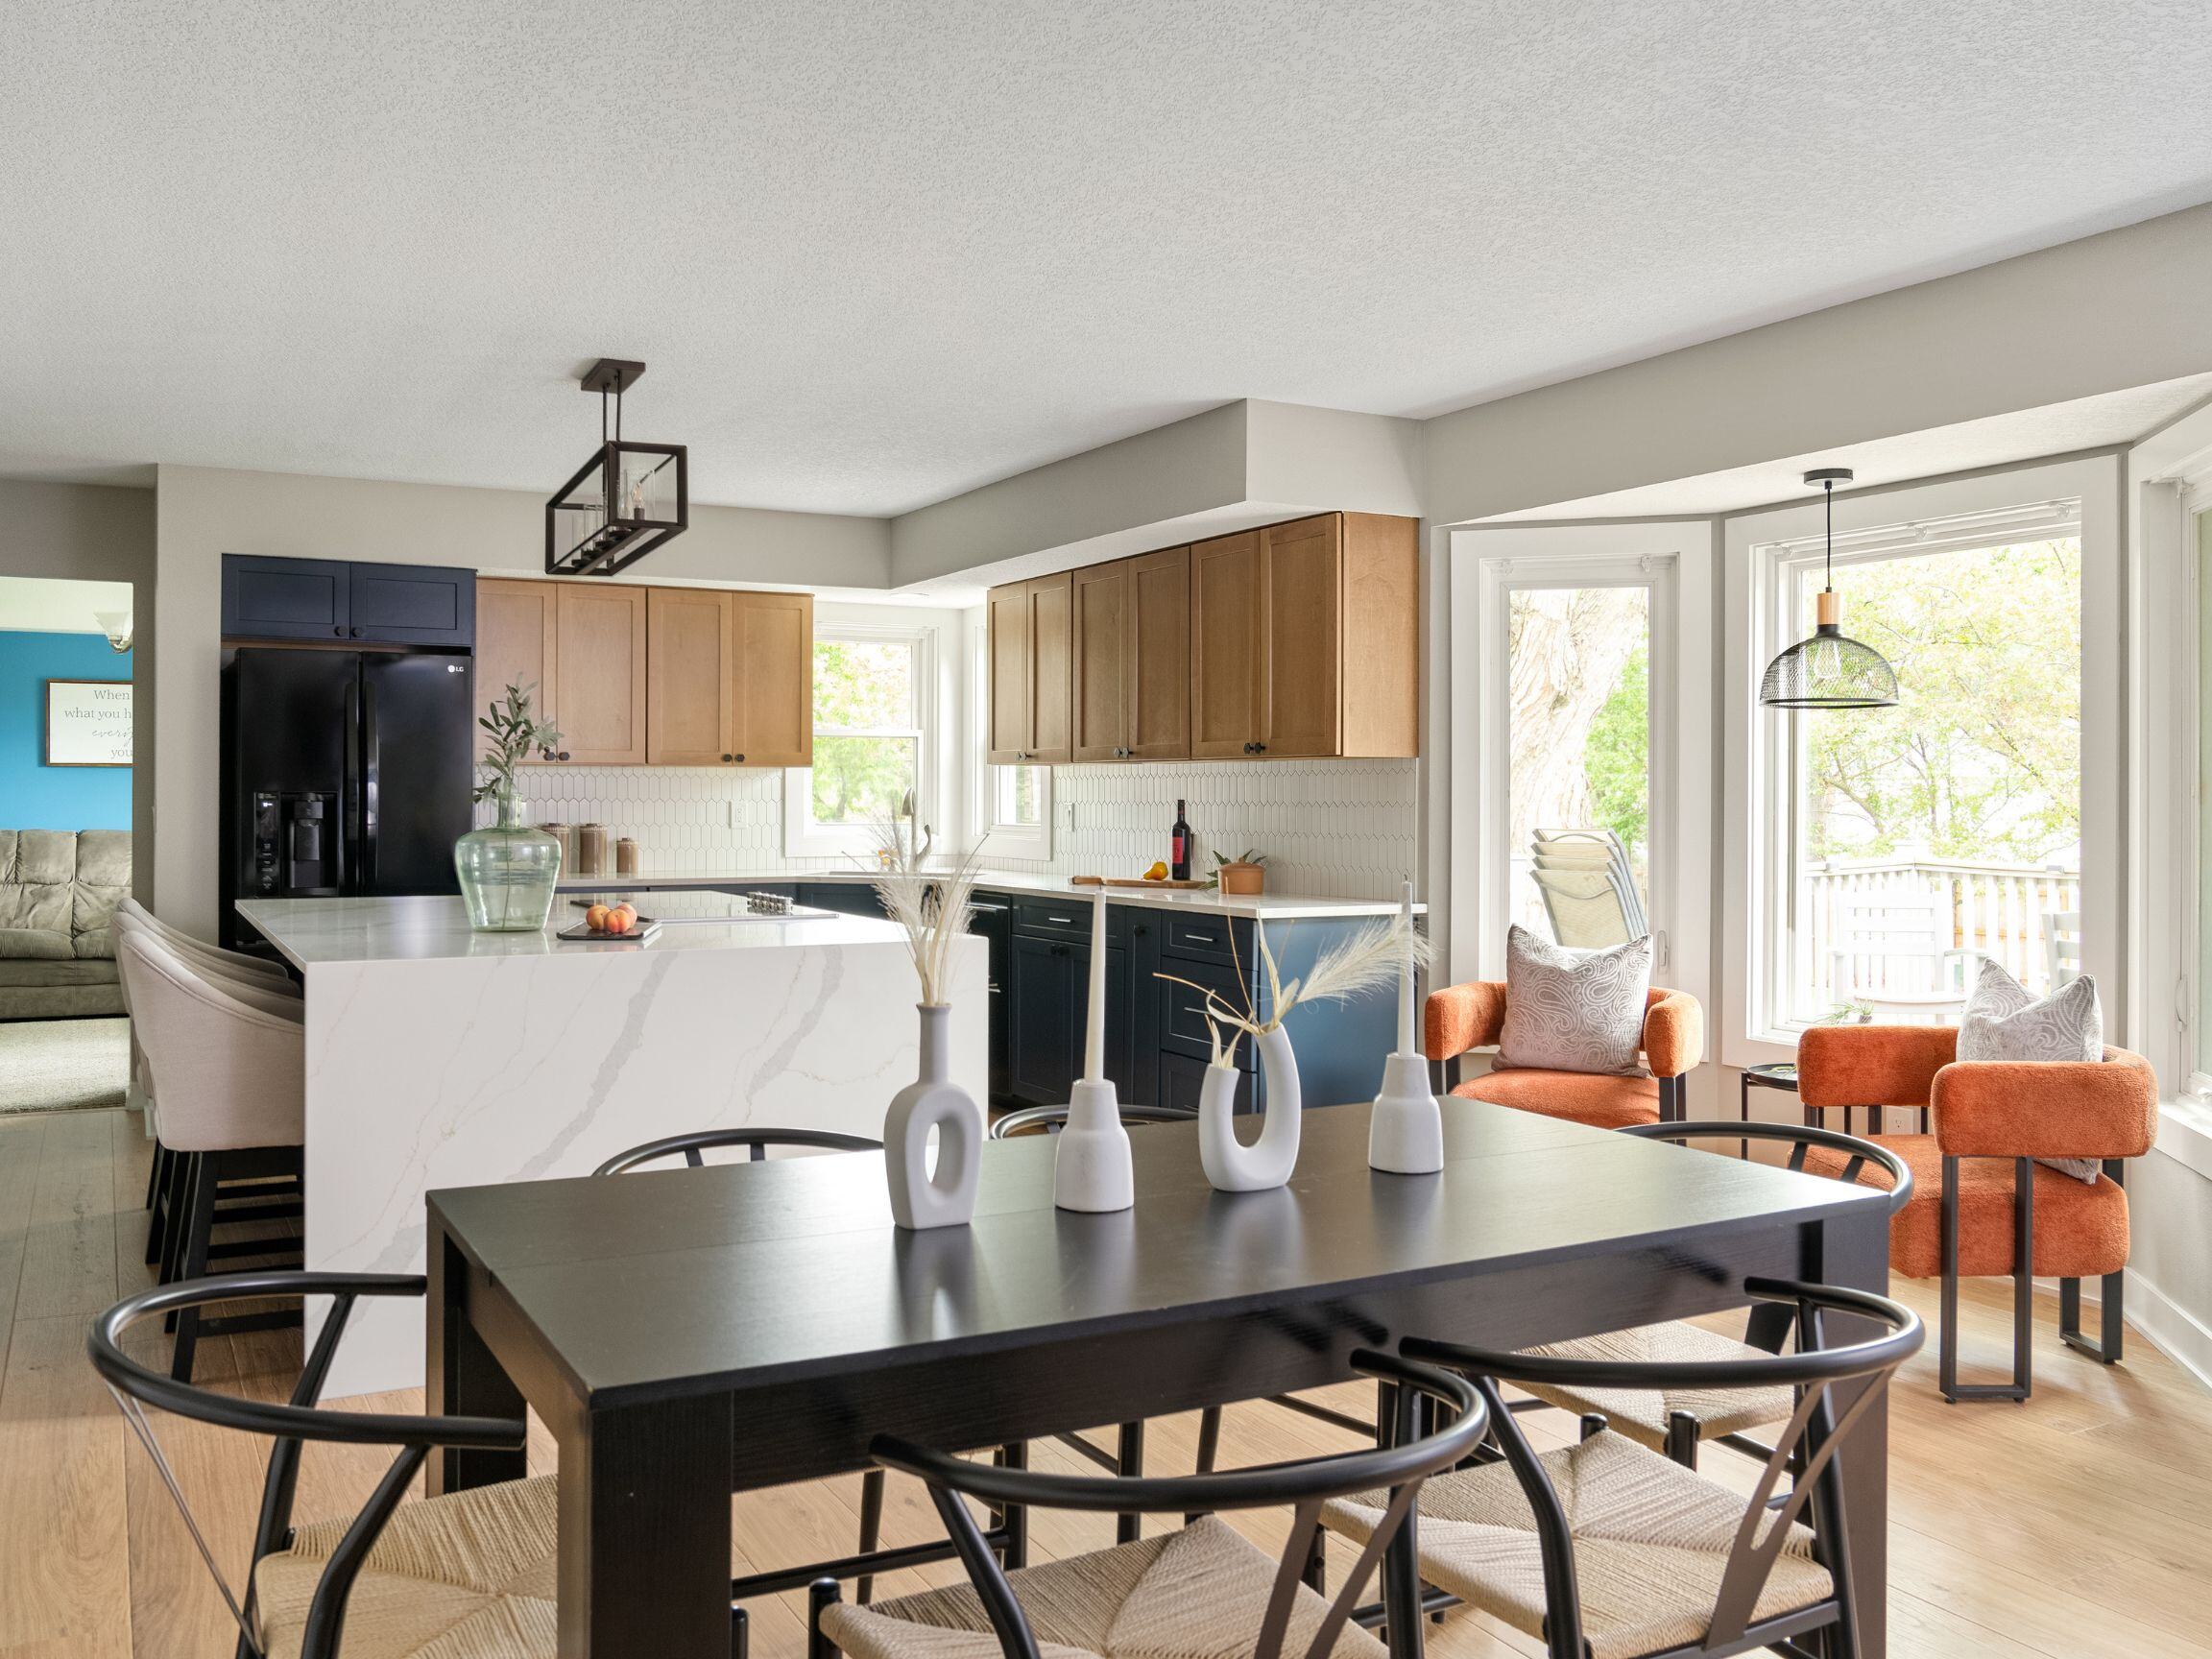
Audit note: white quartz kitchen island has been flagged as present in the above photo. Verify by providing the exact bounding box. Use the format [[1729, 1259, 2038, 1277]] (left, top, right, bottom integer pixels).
[[236, 893, 986, 1397]]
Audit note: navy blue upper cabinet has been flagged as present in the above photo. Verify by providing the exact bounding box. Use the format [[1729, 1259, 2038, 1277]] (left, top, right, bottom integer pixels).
[[222, 555, 475, 647], [348, 564, 475, 646], [222, 555, 350, 640]]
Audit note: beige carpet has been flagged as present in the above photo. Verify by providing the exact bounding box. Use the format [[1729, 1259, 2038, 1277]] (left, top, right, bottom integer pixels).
[[0, 1016, 132, 1114]]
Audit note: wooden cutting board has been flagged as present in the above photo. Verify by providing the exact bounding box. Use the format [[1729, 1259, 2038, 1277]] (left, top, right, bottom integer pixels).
[[1070, 875, 1210, 890]]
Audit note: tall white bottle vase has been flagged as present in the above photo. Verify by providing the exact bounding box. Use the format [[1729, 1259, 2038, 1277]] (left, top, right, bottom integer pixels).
[[1053, 1077, 1135, 1213], [883, 1003, 983, 1230], [1368, 1051, 1445, 1175], [1198, 1023, 1302, 1191]]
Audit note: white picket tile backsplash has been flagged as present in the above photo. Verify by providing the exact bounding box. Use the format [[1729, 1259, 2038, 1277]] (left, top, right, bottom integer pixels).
[[493, 758, 1418, 897], [993, 760, 1419, 900]]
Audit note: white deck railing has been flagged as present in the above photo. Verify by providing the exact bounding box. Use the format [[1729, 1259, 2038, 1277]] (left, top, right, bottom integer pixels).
[[1804, 856, 2080, 1006]]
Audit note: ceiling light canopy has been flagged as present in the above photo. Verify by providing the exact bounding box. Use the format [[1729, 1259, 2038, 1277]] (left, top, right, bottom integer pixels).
[[1759, 468, 1899, 711], [545, 359, 688, 577]]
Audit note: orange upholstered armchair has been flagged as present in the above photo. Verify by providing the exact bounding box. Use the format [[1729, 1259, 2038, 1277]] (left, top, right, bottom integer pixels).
[[1796, 1024, 2158, 1402], [1423, 982, 1705, 1127]]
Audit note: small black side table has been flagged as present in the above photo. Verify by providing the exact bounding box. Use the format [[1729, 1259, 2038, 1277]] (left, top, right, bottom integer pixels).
[[1740, 1061, 1799, 1158]]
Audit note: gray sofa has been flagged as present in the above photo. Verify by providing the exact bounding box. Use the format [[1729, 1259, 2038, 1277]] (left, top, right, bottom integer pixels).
[[0, 830, 132, 1020]]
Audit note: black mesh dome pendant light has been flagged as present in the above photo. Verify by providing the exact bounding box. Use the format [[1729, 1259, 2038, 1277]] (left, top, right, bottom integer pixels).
[[1759, 468, 1898, 709]]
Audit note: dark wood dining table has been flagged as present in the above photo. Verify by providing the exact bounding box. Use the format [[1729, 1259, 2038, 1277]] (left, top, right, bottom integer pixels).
[[425, 1099, 1894, 1659]]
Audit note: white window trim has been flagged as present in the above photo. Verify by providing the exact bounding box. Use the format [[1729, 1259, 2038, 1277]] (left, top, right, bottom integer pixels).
[[2129, 401, 2212, 1117], [966, 610, 1053, 860], [1720, 456, 2123, 1069], [783, 621, 937, 859], [1446, 520, 1714, 1013]]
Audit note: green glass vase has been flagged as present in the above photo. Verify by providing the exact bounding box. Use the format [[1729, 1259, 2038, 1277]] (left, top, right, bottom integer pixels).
[[454, 790, 563, 931]]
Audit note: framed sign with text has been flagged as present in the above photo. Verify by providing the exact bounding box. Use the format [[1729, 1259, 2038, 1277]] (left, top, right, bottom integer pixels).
[[44, 679, 133, 767]]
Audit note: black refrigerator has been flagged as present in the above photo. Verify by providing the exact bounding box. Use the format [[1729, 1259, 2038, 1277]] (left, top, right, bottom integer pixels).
[[220, 647, 476, 949]]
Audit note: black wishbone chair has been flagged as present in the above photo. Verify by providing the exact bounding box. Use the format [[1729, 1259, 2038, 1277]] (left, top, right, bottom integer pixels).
[[1341, 1281, 1921, 1659], [1499, 1122, 1916, 1472], [594, 1124, 1028, 1644], [90, 1272, 544, 1659], [810, 1350, 1489, 1659]]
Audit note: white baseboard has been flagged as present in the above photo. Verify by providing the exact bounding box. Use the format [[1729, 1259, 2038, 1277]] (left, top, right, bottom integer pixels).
[[2128, 1266, 2212, 1395]]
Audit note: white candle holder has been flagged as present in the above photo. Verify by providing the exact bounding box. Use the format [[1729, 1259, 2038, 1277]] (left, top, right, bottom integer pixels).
[[1368, 1050, 1444, 1174], [1054, 1076, 1135, 1213]]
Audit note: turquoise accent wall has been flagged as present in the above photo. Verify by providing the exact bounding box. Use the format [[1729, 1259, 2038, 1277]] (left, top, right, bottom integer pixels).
[[0, 630, 133, 830]]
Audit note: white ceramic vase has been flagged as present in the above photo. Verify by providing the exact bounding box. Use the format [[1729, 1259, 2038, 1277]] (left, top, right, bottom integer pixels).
[[1054, 1077, 1134, 1212], [1198, 1023, 1302, 1191], [883, 1003, 983, 1230], [1368, 1051, 1445, 1174]]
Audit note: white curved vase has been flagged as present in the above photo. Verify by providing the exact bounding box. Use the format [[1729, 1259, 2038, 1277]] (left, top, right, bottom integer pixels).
[[884, 1004, 983, 1230], [1199, 1023, 1302, 1191]]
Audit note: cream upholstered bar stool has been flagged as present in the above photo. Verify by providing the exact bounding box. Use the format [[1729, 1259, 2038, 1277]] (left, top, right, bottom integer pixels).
[[116, 928, 308, 1380], [115, 899, 301, 1266]]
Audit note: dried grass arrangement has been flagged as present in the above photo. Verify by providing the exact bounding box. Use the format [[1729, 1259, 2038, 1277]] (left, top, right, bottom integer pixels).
[[1158, 912, 1430, 1066], [868, 813, 984, 1007]]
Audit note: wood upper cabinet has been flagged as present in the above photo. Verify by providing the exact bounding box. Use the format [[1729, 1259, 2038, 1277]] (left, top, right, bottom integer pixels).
[[552, 585, 649, 764], [1190, 531, 1262, 758], [482, 578, 813, 768], [1189, 513, 1418, 760], [646, 588, 735, 765], [475, 579, 560, 759], [987, 572, 1072, 763], [1257, 515, 1342, 758], [1073, 546, 1190, 760], [730, 590, 813, 767]]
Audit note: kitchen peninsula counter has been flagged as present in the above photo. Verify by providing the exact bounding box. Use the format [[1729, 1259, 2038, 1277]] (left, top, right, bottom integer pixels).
[[557, 867, 1423, 922], [236, 893, 985, 1397]]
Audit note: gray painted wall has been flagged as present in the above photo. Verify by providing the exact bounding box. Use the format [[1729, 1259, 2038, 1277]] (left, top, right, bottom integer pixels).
[[0, 479, 156, 901]]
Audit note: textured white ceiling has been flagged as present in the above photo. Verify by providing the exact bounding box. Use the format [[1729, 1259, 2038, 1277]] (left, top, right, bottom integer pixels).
[[4, 2, 2210, 515]]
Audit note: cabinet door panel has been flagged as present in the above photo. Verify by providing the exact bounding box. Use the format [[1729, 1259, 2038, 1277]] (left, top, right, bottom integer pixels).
[[1259, 515, 1342, 757], [646, 588, 735, 765], [731, 590, 813, 766], [475, 580, 559, 759], [986, 583, 1032, 762], [1125, 545, 1190, 759], [222, 555, 349, 640], [349, 564, 475, 646], [1027, 572, 1074, 764], [553, 586, 648, 763], [1009, 935, 1078, 1104], [1070, 561, 1128, 761], [1190, 531, 1260, 757]]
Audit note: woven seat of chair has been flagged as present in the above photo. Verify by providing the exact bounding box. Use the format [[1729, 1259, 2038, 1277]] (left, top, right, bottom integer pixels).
[[821, 1515, 1386, 1659], [252, 1473, 557, 1659], [1320, 1432, 1832, 1659], [1516, 1320, 1796, 1452]]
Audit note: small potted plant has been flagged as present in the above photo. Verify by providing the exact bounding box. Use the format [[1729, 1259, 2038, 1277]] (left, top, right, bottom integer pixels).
[[454, 683, 565, 931], [1209, 849, 1268, 896]]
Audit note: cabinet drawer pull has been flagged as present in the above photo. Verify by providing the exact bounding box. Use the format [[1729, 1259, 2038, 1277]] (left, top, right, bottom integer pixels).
[[1047, 914, 1075, 925], [1182, 931, 1214, 945]]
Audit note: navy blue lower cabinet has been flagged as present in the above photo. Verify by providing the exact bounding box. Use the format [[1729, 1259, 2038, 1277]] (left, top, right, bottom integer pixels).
[[1006, 934, 1134, 1106], [797, 881, 886, 917]]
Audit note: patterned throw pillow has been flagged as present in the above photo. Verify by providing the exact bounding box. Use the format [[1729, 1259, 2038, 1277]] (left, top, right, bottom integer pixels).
[[1956, 958, 2104, 1183], [1493, 926, 1652, 1076]]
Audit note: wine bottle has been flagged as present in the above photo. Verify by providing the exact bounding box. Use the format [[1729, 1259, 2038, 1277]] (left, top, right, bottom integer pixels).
[[1170, 799, 1191, 882]]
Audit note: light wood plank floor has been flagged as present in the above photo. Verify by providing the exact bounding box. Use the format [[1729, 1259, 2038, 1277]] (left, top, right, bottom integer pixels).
[[3, 1106, 2208, 1659]]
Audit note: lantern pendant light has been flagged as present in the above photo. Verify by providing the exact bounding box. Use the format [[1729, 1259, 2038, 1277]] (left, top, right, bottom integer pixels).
[[1759, 468, 1898, 709], [544, 359, 688, 577]]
